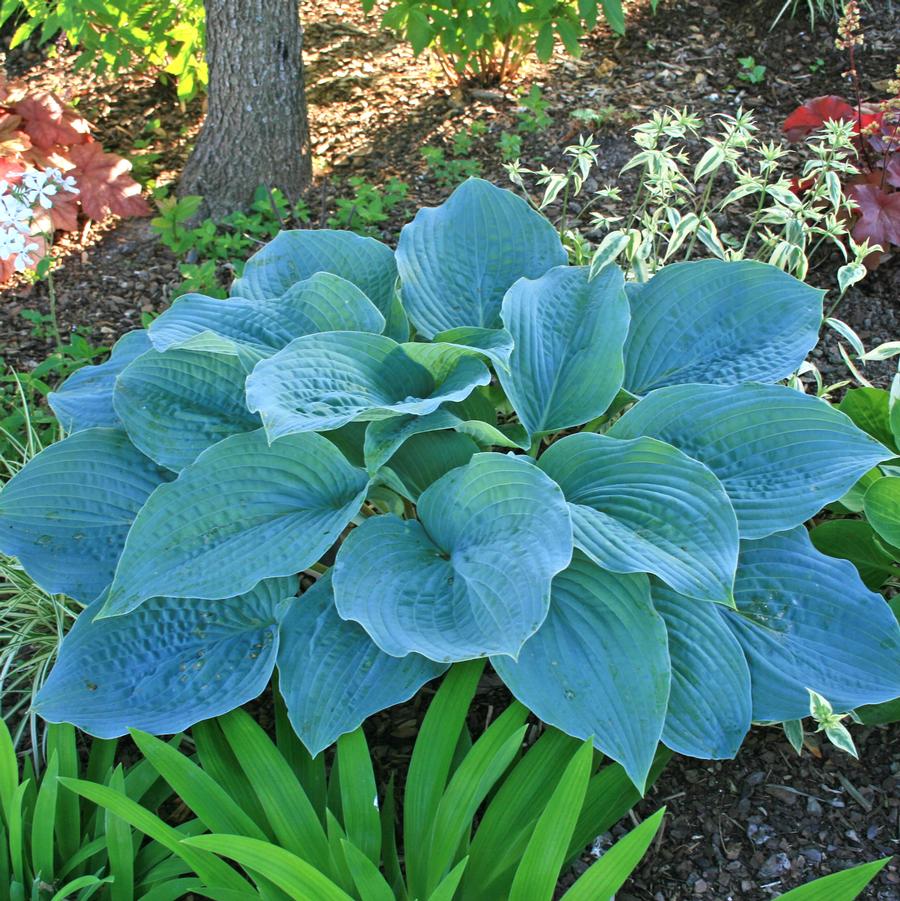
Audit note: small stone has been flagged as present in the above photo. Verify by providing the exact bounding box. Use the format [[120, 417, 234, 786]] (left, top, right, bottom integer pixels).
[[807, 797, 823, 815], [759, 852, 792, 878], [694, 880, 708, 894]]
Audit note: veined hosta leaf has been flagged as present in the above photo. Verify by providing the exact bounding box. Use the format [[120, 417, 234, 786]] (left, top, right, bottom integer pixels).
[[652, 585, 751, 758], [396, 178, 567, 338], [499, 265, 630, 437], [48, 330, 151, 433], [333, 452, 573, 662], [380, 431, 481, 500], [0, 428, 170, 602], [364, 409, 529, 476], [34, 578, 293, 738], [610, 383, 891, 539], [492, 553, 669, 791], [245, 332, 491, 439], [723, 527, 900, 721], [101, 429, 368, 617], [114, 348, 260, 471], [538, 432, 738, 602], [148, 273, 386, 368], [431, 326, 515, 372], [231, 229, 397, 315], [277, 573, 447, 756], [623, 260, 824, 395]]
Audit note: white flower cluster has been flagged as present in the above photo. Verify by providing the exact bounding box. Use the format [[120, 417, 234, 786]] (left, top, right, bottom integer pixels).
[[0, 167, 78, 273]]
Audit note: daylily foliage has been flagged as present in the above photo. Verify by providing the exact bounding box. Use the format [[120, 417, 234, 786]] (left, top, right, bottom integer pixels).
[[2, 178, 899, 789]]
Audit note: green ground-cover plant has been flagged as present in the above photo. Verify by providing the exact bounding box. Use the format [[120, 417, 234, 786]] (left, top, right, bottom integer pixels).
[[421, 122, 487, 187], [2, 177, 900, 790], [327, 176, 410, 236], [363, 0, 657, 84], [151, 186, 311, 298], [0, 0, 206, 100], [737, 55, 767, 84]]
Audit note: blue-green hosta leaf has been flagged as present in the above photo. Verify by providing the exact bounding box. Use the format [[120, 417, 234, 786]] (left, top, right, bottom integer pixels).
[[277, 573, 447, 756], [499, 265, 630, 437], [431, 326, 515, 372], [492, 554, 669, 791], [538, 433, 738, 602], [396, 178, 567, 338], [364, 410, 528, 476], [0, 428, 170, 602], [333, 452, 573, 662], [623, 260, 824, 395], [245, 332, 490, 439], [101, 429, 368, 617], [34, 577, 293, 738], [379, 431, 481, 501], [48, 330, 151, 432], [231, 229, 397, 315], [114, 348, 261, 471], [149, 273, 386, 368], [610, 383, 891, 539], [652, 585, 751, 758], [723, 527, 900, 721]]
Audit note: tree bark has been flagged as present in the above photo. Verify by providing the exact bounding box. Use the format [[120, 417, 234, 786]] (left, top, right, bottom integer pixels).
[[179, 0, 312, 219]]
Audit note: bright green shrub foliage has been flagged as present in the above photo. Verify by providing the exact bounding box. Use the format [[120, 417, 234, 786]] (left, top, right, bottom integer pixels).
[[364, 0, 652, 82], [0, 0, 206, 99], [2, 178, 899, 789]]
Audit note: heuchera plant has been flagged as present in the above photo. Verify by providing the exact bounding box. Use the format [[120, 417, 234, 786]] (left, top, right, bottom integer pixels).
[[2, 178, 899, 789], [783, 3, 899, 263], [0, 72, 150, 279]]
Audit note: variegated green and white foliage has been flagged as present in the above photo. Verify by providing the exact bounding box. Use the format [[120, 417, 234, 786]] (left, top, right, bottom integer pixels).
[[2, 178, 898, 790]]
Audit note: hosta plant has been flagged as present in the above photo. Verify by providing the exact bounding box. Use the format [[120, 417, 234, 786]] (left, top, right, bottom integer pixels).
[[2, 178, 900, 789]]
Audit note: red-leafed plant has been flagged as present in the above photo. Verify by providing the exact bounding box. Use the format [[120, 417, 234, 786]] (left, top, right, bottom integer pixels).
[[782, 1, 899, 266], [0, 71, 150, 281]]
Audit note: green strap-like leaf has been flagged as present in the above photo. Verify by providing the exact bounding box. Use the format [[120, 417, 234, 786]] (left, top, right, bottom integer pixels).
[[396, 178, 567, 337], [0, 428, 170, 602], [610, 383, 892, 539], [181, 835, 354, 901], [562, 808, 665, 900], [114, 348, 261, 471], [499, 264, 630, 437], [652, 585, 751, 758], [492, 553, 670, 792], [34, 577, 292, 737], [334, 452, 573, 662], [508, 740, 594, 901], [245, 331, 490, 439], [776, 857, 890, 900], [722, 527, 900, 722], [276, 573, 446, 757], [48, 330, 151, 432], [149, 273, 386, 367], [101, 429, 367, 616], [231, 228, 397, 316], [539, 432, 738, 602], [623, 259, 823, 394]]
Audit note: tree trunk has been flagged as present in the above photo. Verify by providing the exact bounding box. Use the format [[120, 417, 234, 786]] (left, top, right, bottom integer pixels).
[[179, 0, 312, 219]]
